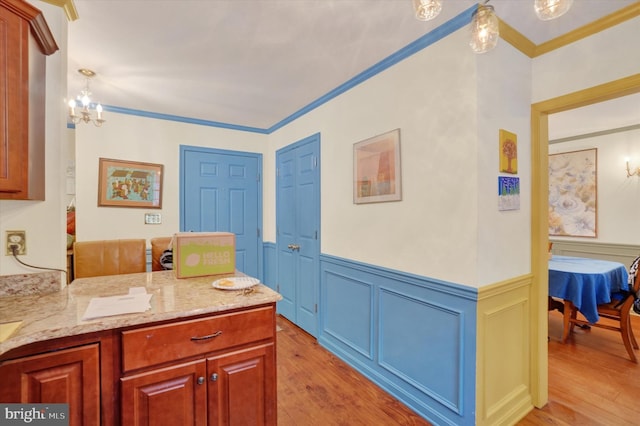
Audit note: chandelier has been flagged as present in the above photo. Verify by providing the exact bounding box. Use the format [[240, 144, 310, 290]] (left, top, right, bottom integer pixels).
[[412, 0, 574, 54], [68, 68, 106, 127]]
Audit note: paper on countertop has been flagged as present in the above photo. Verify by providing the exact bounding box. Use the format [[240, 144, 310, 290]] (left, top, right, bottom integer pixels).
[[82, 287, 152, 320]]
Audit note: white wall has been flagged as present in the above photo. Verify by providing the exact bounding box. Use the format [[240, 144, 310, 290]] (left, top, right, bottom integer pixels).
[[476, 40, 532, 285], [74, 115, 267, 244], [0, 2, 68, 278], [72, 27, 534, 288], [267, 29, 533, 287], [534, 15, 640, 245], [549, 128, 640, 245]]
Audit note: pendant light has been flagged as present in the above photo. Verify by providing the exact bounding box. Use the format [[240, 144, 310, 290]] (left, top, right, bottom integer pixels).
[[534, 0, 573, 21], [412, 0, 443, 21], [469, 2, 499, 54]]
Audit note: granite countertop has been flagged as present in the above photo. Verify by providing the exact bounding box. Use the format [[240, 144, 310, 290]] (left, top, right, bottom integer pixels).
[[0, 271, 281, 357]]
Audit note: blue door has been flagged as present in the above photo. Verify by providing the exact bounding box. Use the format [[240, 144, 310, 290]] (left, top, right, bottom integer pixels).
[[276, 134, 320, 336], [180, 146, 262, 279]]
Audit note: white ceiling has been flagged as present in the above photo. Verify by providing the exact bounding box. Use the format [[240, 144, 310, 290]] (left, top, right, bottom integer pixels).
[[66, 0, 639, 133]]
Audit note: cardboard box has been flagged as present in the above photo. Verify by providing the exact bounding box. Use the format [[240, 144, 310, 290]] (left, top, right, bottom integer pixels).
[[173, 232, 235, 278]]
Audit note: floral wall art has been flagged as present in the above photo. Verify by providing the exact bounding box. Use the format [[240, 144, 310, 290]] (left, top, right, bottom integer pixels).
[[548, 148, 597, 237]]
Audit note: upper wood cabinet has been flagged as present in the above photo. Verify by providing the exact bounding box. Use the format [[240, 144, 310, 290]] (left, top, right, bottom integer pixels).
[[0, 0, 58, 200]]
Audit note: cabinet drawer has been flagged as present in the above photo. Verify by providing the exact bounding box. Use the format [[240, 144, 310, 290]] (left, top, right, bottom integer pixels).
[[122, 306, 274, 372]]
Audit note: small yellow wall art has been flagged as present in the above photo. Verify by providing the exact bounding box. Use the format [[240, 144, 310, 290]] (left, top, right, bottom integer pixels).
[[499, 129, 518, 174]]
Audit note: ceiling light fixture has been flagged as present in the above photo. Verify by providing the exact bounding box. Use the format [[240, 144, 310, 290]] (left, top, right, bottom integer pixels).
[[412, 0, 574, 54], [412, 0, 443, 21], [534, 0, 573, 21], [469, 2, 499, 54], [68, 68, 105, 127]]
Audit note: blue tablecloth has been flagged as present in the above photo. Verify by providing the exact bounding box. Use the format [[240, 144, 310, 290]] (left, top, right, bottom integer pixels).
[[549, 255, 629, 323]]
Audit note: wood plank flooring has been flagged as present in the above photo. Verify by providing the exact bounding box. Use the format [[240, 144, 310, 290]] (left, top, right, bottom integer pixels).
[[276, 315, 430, 425], [518, 310, 640, 426], [276, 311, 640, 425]]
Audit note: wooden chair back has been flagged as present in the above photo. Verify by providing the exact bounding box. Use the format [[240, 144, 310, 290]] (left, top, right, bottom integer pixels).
[[568, 254, 640, 362], [150, 236, 173, 271], [73, 239, 147, 279]]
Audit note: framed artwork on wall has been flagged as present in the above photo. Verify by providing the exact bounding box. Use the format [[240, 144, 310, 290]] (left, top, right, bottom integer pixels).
[[498, 176, 520, 211], [353, 129, 402, 204], [97, 158, 163, 208], [548, 148, 597, 237], [499, 129, 518, 174]]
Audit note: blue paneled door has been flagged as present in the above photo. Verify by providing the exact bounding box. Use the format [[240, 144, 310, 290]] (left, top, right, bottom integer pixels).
[[181, 146, 262, 279], [276, 134, 320, 337]]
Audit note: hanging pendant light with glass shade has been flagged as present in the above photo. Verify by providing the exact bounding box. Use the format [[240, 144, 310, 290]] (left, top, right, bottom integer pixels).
[[534, 0, 573, 21], [469, 2, 499, 54], [412, 0, 443, 22]]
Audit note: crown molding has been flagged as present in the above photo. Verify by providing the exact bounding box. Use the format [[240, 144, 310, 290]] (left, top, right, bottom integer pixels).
[[498, 3, 640, 58], [498, 18, 537, 58], [40, 0, 78, 21], [534, 2, 640, 57]]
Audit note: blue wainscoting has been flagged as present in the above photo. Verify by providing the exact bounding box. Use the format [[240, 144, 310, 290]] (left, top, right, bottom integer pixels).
[[319, 254, 478, 426], [262, 242, 277, 290]]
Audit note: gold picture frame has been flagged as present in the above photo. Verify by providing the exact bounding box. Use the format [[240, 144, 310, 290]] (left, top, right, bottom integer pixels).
[[97, 158, 163, 208], [353, 129, 402, 204]]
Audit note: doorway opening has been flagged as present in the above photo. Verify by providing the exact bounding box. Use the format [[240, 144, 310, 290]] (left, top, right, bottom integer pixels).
[[530, 74, 640, 407]]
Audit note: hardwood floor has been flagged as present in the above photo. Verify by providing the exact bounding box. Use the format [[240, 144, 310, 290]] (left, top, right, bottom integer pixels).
[[276, 315, 430, 425], [519, 310, 640, 426], [277, 311, 640, 425]]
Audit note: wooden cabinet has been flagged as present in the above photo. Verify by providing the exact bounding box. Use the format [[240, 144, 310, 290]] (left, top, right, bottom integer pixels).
[[120, 306, 277, 425], [0, 304, 277, 426], [121, 359, 208, 425], [0, 0, 57, 200], [0, 344, 101, 426], [207, 343, 276, 426]]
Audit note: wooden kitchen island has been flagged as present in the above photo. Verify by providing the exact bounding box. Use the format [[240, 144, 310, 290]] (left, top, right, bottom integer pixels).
[[0, 270, 282, 426]]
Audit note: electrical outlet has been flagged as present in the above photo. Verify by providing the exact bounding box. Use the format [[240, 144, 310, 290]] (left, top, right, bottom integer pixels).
[[6, 230, 26, 256]]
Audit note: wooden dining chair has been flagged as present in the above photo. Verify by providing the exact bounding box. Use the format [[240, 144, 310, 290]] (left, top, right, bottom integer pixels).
[[150, 236, 173, 271], [73, 239, 147, 279], [567, 255, 640, 362]]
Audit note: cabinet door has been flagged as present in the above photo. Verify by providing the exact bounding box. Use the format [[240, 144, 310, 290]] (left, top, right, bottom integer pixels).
[[121, 359, 207, 426], [0, 344, 100, 426], [0, 3, 27, 193], [207, 343, 276, 426]]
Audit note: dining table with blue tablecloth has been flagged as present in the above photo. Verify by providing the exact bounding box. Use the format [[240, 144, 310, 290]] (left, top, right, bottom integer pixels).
[[548, 255, 629, 342]]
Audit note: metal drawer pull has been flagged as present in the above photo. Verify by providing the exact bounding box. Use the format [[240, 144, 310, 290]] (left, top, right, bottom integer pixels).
[[190, 330, 223, 341]]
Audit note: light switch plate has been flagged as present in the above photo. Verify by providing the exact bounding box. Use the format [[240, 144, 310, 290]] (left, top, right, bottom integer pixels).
[[144, 213, 162, 224]]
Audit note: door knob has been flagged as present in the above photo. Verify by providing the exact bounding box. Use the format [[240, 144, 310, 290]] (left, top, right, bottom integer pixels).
[[288, 244, 300, 251]]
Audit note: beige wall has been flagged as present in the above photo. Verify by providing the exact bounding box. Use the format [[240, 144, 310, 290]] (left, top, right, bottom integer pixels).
[[0, 2, 68, 278], [73, 115, 267, 244]]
